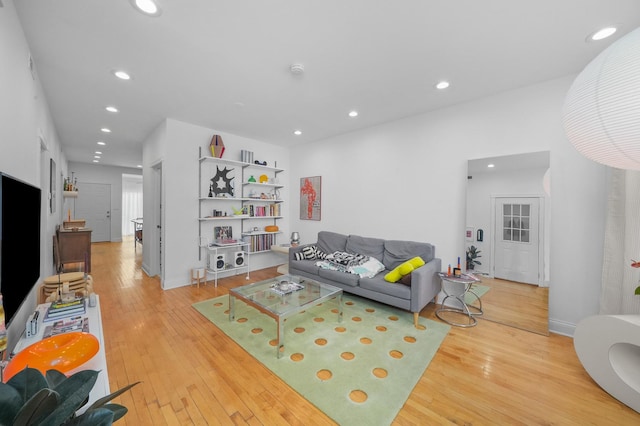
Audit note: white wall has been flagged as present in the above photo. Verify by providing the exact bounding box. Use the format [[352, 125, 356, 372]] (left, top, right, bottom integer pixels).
[[143, 119, 290, 289], [66, 162, 142, 242], [0, 0, 69, 351], [289, 75, 607, 336]]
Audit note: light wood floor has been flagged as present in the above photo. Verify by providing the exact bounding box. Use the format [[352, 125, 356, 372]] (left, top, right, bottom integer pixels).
[[472, 277, 549, 335], [93, 238, 639, 425]]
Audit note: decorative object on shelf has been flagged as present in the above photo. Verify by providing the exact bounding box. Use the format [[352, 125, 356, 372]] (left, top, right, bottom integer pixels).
[[300, 176, 321, 220], [241, 149, 254, 164], [259, 174, 268, 183], [210, 166, 234, 197], [248, 175, 256, 183], [208, 182, 213, 197], [209, 134, 225, 158], [254, 160, 267, 166], [0, 366, 139, 425], [214, 226, 233, 243], [265, 225, 279, 232], [291, 232, 300, 246]]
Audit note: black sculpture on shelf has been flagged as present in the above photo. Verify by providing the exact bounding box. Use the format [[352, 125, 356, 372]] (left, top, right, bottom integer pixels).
[[210, 166, 234, 197]]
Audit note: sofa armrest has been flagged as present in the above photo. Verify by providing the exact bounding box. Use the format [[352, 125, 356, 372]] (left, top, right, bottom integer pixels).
[[409, 257, 442, 313]]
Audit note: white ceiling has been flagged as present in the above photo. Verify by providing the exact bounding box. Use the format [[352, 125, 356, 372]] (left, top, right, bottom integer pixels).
[[13, 1, 640, 169]]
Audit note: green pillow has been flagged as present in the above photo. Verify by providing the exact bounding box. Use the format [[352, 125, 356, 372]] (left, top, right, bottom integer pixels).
[[384, 256, 425, 283]]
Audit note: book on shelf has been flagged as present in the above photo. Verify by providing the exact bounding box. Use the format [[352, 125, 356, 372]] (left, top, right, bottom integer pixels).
[[42, 316, 90, 338], [49, 298, 84, 310]]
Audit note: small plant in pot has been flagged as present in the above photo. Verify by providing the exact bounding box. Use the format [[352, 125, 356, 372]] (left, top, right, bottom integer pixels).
[[0, 367, 139, 425], [466, 245, 482, 270]]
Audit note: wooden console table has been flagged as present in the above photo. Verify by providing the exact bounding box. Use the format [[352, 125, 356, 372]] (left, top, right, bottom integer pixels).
[[58, 228, 92, 272]]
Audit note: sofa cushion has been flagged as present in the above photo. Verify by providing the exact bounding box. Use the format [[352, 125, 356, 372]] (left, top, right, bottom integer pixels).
[[360, 275, 411, 299], [317, 231, 348, 255], [346, 234, 385, 261], [291, 259, 320, 275], [318, 268, 360, 287], [383, 240, 435, 270], [384, 256, 425, 283]]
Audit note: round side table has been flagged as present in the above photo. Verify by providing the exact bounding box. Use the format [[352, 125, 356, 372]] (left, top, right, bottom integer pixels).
[[436, 272, 483, 327]]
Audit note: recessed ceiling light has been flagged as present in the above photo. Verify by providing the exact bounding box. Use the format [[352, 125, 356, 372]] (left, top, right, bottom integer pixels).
[[131, 0, 162, 16], [435, 81, 450, 90], [294, 130, 302, 136], [349, 110, 358, 118], [101, 128, 111, 133], [137, 165, 143, 168], [589, 27, 617, 41], [93, 160, 100, 163], [94, 155, 101, 159], [95, 151, 102, 155], [105, 106, 118, 113], [487, 164, 495, 168], [113, 70, 131, 80], [97, 141, 106, 146]]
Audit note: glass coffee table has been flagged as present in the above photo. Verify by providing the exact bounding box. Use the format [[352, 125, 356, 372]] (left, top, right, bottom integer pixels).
[[229, 274, 343, 358]]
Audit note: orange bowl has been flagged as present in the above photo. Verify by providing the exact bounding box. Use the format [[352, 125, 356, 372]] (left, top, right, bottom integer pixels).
[[3, 332, 99, 382]]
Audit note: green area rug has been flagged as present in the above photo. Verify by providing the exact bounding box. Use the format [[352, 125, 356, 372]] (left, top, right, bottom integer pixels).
[[466, 283, 490, 304], [193, 294, 450, 425]]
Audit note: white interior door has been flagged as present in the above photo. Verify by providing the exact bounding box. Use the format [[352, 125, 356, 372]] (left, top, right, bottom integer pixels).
[[75, 182, 111, 242], [493, 197, 541, 285]]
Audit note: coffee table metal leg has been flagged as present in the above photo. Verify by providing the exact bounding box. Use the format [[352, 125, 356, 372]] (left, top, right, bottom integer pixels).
[[337, 293, 343, 323], [277, 318, 284, 358]]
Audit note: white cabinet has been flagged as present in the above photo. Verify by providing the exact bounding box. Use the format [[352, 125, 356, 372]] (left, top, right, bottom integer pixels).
[[198, 148, 285, 274]]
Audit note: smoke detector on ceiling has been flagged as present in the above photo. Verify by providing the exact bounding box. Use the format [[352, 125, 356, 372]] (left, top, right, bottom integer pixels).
[[290, 64, 305, 75]]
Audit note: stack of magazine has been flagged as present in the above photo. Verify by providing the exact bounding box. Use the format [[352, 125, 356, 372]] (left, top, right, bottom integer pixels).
[[42, 316, 89, 338], [44, 297, 86, 322]]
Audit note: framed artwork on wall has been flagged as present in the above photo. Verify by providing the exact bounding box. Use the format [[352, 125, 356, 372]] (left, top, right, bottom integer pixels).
[[466, 227, 474, 242], [300, 176, 321, 221]]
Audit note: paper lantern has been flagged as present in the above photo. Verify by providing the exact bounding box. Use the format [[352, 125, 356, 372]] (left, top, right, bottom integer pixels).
[[563, 27, 640, 170]]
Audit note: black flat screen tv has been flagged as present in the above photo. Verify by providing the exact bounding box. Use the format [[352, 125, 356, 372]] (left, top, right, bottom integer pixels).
[[0, 172, 42, 327]]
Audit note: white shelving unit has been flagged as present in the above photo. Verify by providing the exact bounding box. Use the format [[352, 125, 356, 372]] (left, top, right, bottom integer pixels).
[[197, 148, 285, 270]]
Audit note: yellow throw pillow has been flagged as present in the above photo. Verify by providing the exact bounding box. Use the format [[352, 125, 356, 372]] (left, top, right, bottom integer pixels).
[[384, 256, 425, 283]]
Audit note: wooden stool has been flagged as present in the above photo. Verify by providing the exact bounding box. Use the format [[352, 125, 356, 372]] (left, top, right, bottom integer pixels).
[[191, 268, 207, 288]]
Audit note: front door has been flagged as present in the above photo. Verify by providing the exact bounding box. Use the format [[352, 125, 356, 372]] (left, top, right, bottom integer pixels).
[[75, 182, 111, 242], [493, 197, 541, 285]]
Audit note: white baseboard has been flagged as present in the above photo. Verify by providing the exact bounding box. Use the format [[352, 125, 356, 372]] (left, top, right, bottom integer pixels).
[[549, 318, 576, 337]]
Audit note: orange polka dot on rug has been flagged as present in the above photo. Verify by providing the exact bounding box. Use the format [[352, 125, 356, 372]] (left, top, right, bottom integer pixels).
[[214, 302, 224, 307], [314, 317, 325, 322], [335, 326, 346, 333], [294, 327, 305, 333], [372, 367, 388, 378], [349, 390, 368, 403], [315, 338, 327, 346], [351, 316, 362, 322], [251, 328, 263, 334], [365, 308, 375, 313], [360, 337, 372, 344], [290, 353, 304, 362], [237, 317, 248, 323], [345, 301, 354, 306], [404, 336, 417, 343], [341, 352, 355, 360], [317, 369, 333, 381], [376, 325, 387, 332], [389, 350, 403, 359], [388, 315, 399, 321]]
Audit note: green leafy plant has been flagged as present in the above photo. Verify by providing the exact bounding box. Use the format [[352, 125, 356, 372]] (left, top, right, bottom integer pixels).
[[635, 285, 640, 296], [466, 245, 482, 270], [0, 367, 139, 425]]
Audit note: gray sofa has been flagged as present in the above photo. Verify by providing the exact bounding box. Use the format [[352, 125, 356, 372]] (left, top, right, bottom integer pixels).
[[288, 231, 441, 327]]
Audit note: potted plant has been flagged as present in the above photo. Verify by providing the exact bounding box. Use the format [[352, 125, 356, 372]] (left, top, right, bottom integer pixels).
[[0, 367, 139, 425], [466, 245, 482, 270]]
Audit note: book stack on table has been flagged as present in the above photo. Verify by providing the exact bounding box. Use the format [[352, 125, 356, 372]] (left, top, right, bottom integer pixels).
[[44, 297, 86, 322]]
